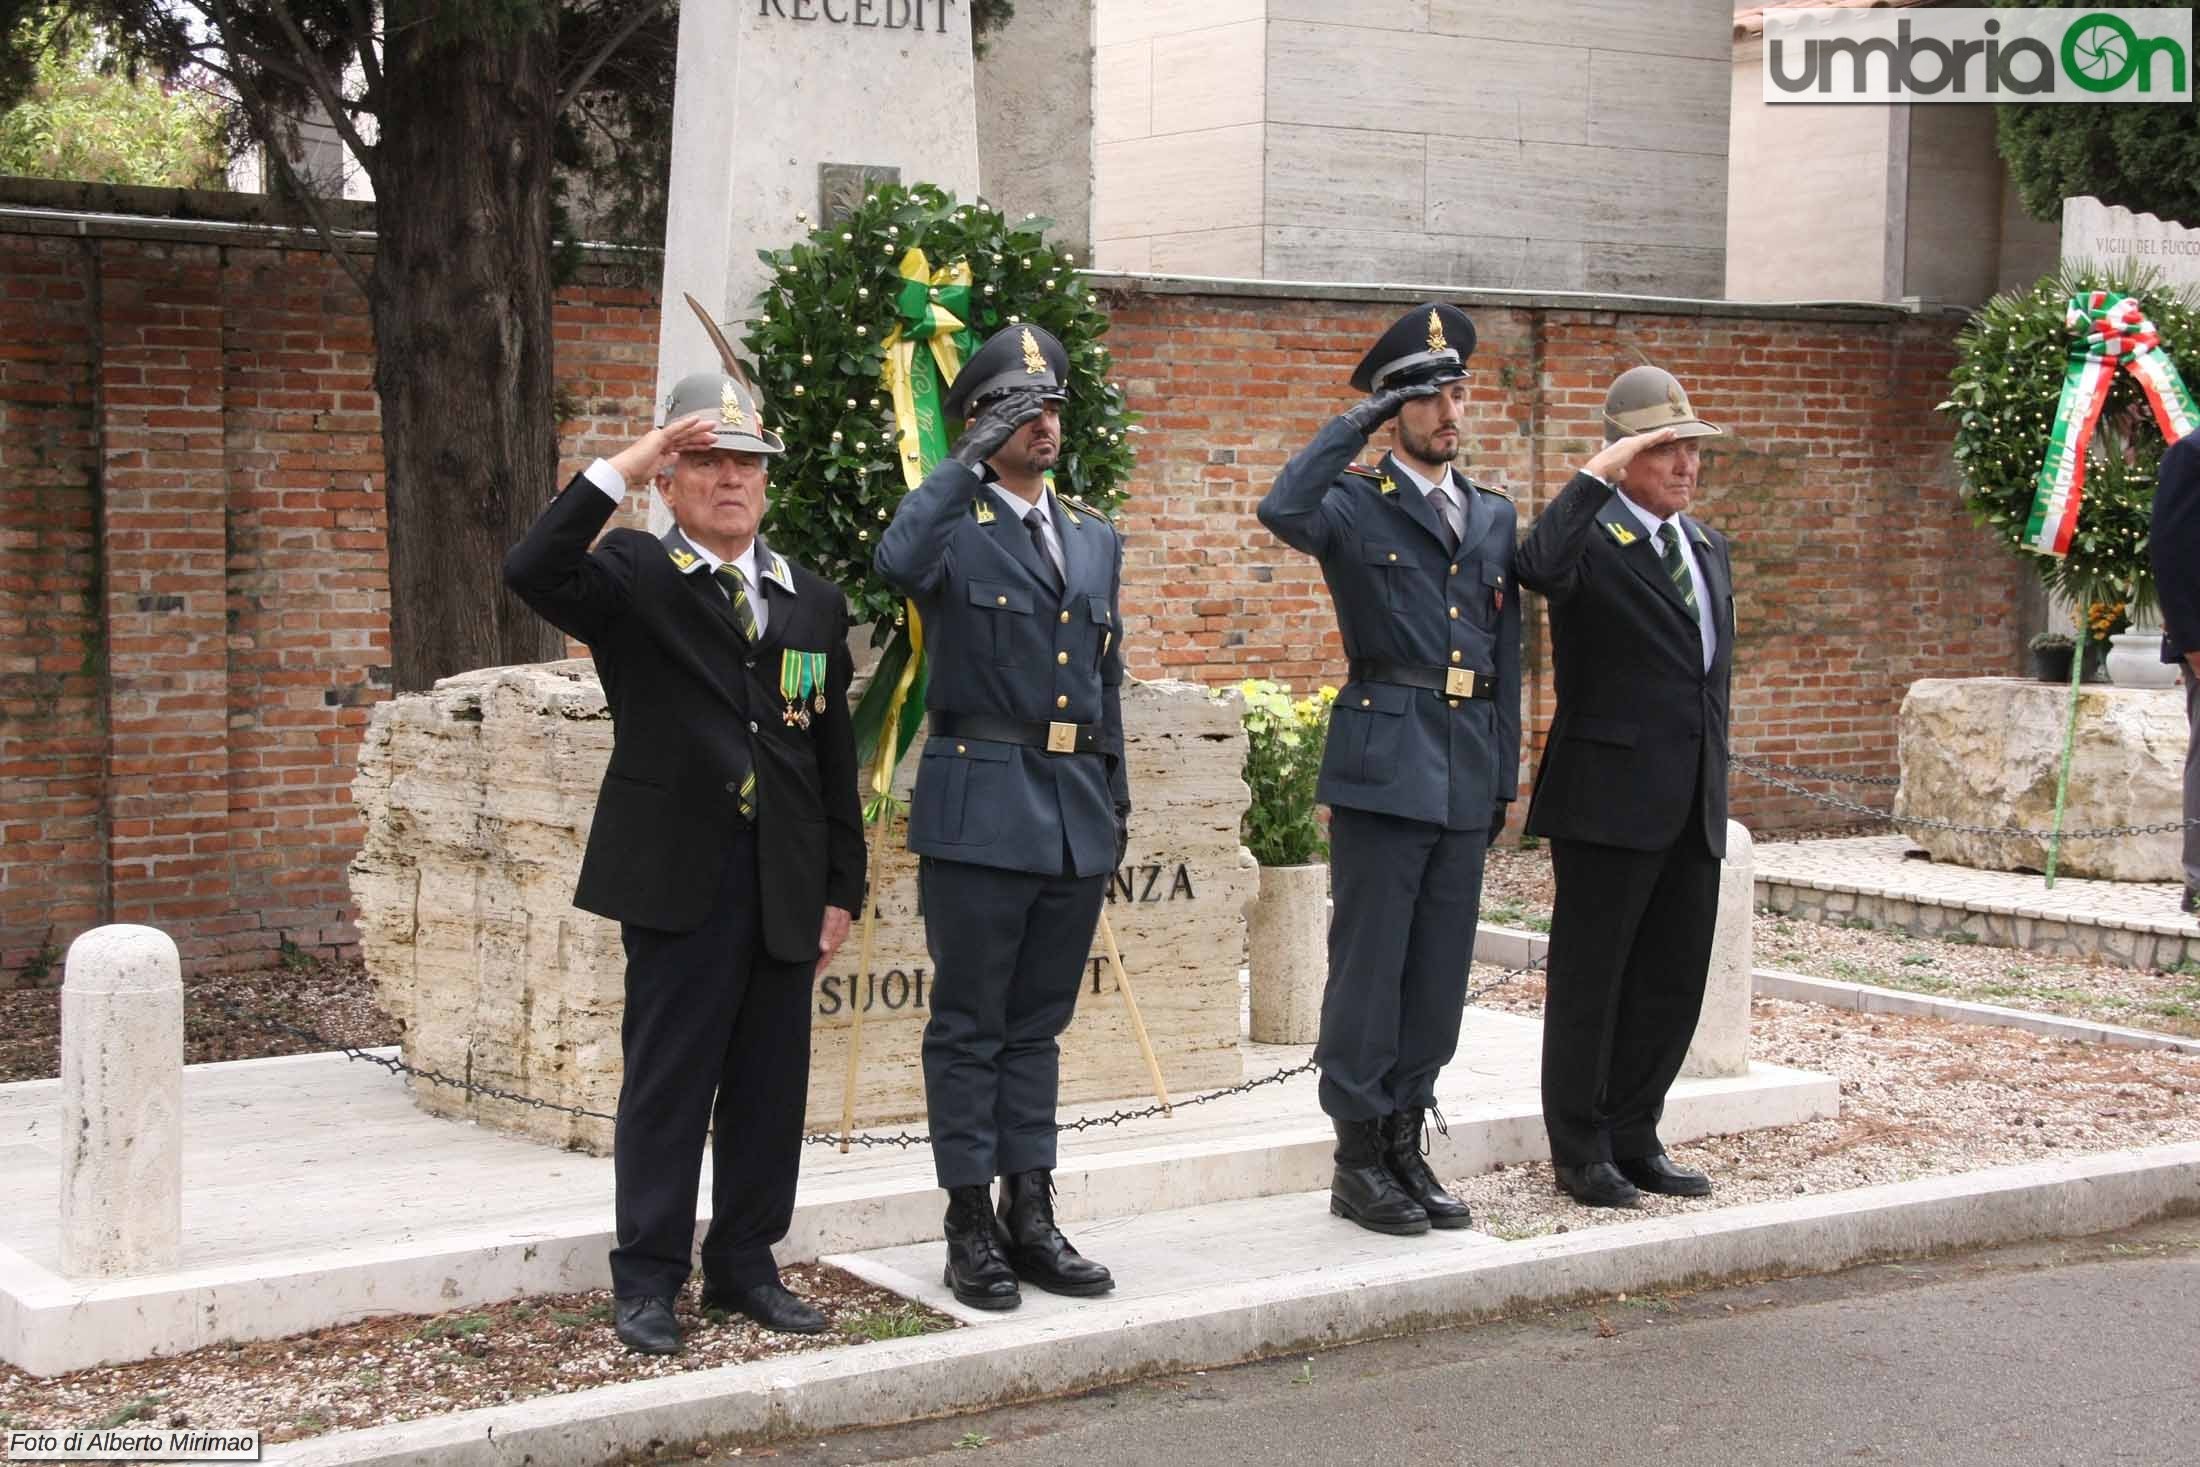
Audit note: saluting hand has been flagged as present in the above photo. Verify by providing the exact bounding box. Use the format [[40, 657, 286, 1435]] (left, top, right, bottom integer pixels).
[[605, 412, 721, 490], [1341, 381, 1441, 435], [950, 389, 1048, 468], [1582, 426, 1680, 487], [815, 904, 852, 980]]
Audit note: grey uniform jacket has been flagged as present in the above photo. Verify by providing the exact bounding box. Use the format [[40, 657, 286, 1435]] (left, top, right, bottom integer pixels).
[[874, 460, 1131, 878], [1258, 415, 1521, 831]]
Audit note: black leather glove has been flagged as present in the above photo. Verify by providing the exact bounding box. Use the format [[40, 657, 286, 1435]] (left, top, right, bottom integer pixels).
[[1486, 804, 1507, 849], [1115, 812, 1131, 870], [1340, 381, 1441, 436], [950, 389, 1047, 468]]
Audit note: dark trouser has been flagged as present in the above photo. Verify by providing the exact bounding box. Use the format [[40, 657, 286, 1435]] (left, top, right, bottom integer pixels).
[[1539, 830, 1719, 1168], [609, 826, 813, 1301], [2184, 668, 2200, 894], [1316, 805, 1489, 1122], [919, 854, 1108, 1188]]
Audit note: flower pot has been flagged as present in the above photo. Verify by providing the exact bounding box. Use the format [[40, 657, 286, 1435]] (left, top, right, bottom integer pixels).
[[2106, 614, 2178, 688], [1246, 862, 1328, 1045], [2029, 645, 2073, 683]]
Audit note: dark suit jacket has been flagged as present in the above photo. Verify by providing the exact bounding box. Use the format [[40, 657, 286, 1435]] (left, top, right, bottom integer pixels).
[[2153, 433, 2200, 663], [874, 462, 1130, 878], [1515, 471, 1734, 858], [503, 474, 865, 962], [1257, 415, 1522, 831]]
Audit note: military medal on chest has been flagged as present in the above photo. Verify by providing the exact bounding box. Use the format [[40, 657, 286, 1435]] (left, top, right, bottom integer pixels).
[[780, 649, 826, 729]]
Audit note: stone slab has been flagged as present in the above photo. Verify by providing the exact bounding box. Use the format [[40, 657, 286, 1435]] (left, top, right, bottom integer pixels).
[[1754, 834, 2200, 968], [264, 1143, 2200, 1466], [0, 1011, 1835, 1376], [1752, 968, 2200, 1055], [2063, 194, 2200, 293]]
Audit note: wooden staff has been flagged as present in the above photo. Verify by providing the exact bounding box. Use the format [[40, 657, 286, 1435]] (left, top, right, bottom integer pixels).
[[1097, 908, 1171, 1115]]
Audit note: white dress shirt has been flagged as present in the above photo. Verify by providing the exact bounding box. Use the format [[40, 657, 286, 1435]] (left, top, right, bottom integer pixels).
[[990, 482, 1067, 581], [1390, 458, 1466, 544], [585, 457, 768, 636], [1613, 487, 1714, 673]]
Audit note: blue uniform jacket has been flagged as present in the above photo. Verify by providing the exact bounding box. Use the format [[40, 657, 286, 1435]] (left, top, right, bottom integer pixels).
[[1258, 414, 1522, 831], [874, 460, 1131, 878]]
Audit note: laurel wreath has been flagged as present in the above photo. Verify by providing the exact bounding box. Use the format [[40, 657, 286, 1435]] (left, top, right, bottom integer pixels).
[[741, 182, 1137, 638]]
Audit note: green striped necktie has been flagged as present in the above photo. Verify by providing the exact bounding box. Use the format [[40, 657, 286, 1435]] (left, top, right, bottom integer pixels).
[[1655, 524, 1699, 614]]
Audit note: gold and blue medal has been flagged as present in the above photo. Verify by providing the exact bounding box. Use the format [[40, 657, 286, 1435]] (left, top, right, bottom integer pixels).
[[780, 650, 827, 729]]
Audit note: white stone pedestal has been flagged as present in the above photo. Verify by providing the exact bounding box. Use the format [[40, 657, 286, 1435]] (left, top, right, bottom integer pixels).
[[1682, 822, 1754, 1080], [1895, 677, 2186, 882], [60, 924, 182, 1277], [1247, 863, 1327, 1046]]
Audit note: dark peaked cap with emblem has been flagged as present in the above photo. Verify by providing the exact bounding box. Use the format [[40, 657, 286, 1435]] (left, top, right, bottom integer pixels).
[[943, 323, 1071, 420], [1600, 364, 1722, 444], [663, 369, 785, 454], [1348, 302, 1477, 394]]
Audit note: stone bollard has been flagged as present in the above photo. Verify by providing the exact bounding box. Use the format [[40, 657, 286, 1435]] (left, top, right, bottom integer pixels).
[[60, 924, 183, 1277], [1681, 821, 1754, 1080], [1247, 862, 1329, 1045]]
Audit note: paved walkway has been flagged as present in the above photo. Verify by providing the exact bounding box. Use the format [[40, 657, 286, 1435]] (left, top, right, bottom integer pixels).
[[1755, 835, 2199, 968]]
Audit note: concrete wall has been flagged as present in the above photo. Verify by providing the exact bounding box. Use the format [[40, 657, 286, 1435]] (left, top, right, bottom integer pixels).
[[1094, 0, 1732, 293], [976, 0, 1096, 261]]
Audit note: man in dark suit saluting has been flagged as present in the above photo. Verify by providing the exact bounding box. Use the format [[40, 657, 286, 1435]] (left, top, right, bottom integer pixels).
[[504, 371, 865, 1352], [1258, 303, 1521, 1237], [875, 324, 1130, 1311], [1517, 365, 1734, 1209]]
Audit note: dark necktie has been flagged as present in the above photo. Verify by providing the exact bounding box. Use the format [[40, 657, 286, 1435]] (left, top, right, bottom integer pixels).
[[709, 564, 758, 820], [1025, 508, 1064, 592], [1655, 524, 1700, 614], [1431, 484, 1461, 554]]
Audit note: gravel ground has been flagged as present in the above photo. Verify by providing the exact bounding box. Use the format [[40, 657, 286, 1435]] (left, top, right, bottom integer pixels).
[[1464, 969, 2200, 1241], [0, 959, 398, 1085], [0, 1265, 953, 1447]]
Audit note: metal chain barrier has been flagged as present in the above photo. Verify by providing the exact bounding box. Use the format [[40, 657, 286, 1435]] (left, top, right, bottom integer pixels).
[[1731, 755, 2200, 839], [206, 954, 1548, 1150], [1732, 757, 1902, 788]]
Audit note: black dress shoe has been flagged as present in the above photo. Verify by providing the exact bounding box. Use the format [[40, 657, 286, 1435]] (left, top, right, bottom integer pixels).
[[702, 1281, 830, 1335], [1381, 1107, 1472, 1230], [942, 1183, 1021, 1310], [998, 1171, 1115, 1297], [1330, 1117, 1431, 1235], [1614, 1152, 1713, 1197], [613, 1295, 681, 1355], [1552, 1161, 1642, 1209]]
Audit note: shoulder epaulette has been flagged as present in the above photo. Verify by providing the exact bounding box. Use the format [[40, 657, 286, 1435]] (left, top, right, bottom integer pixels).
[[1470, 478, 1514, 503], [1059, 494, 1115, 526], [1342, 464, 1382, 479]]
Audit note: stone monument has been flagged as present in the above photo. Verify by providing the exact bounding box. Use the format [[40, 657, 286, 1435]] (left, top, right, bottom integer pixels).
[[2062, 195, 2200, 292], [350, 668, 1251, 1151], [653, 0, 982, 399]]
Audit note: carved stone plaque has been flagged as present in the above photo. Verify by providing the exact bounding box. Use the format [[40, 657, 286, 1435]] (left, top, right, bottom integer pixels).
[[820, 164, 902, 226]]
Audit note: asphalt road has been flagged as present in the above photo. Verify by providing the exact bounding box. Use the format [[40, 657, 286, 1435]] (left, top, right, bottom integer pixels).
[[739, 1218, 2200, 1467]]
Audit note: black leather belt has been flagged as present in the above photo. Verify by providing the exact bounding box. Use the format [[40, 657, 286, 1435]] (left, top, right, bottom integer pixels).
[[1349, 659, 1498, 700], [930, 711, 1113, 755]]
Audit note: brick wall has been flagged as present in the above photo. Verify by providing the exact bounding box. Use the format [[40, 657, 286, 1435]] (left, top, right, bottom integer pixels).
[[0, 207, 2017, 985]]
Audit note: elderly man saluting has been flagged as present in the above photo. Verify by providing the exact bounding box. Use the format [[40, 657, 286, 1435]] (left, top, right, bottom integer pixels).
[[504, 371, 865, 1353], [1516, 365, 1735, 1210]]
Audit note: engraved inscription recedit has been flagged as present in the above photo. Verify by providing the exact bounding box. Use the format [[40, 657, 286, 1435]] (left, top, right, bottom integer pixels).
[[820, 163, 903, 226]]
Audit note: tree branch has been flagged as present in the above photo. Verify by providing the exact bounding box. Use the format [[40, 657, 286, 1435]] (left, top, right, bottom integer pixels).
[[556, 0, 674, 116], [254, 0, 378, 176], [344, 0, 383, 102], [220, 46, 374, 301]]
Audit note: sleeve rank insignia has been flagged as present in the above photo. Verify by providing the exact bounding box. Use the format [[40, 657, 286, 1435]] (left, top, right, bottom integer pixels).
[[1605, 521, 1638, 547], [666, 546, 700, 570], [974, 496, 997, 524]]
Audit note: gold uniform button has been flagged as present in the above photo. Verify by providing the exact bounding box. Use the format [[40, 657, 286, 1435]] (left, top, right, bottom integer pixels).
[[1059, 610, 1071, 624], [1448, 698, 1460, 708], [957, 744, 967, 754], [1360, 697, 1371, 707], [1449, 606, 1459, 619], [1449, 564, 1459, 575], [996, 595, 1007, 606], [1055, 694, 1069, 709], [1450, 650, 1462, 663], [1056, 651, 1069, 665], [1387, 552, 1398, 562]]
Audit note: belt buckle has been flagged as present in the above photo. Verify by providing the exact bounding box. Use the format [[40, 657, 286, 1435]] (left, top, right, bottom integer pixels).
[[1046, 721, 1078, 754], [1444, 668, 1476, 698]]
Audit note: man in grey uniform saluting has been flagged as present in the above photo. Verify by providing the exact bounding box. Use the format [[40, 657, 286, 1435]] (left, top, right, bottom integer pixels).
[[1257, 303, 1520, 1235], [875, 323, 1129, 1309]]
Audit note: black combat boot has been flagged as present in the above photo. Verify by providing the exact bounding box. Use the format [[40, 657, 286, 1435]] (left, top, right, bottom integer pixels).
[[1381, 1107, 1472, 1229], [998, 1171, 1115, 1296], [1329, 1117, 1431, 1235], [942, 1184, 1020, 1310]]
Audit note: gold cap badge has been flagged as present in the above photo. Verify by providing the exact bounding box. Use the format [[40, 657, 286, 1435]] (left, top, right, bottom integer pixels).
[[1021, 326, 1046, 375], [721, 380, 748, 433], [1426, 310, 1448, 353]]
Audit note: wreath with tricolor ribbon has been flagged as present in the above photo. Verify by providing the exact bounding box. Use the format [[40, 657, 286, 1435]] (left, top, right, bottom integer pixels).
[[1944, 268, 2200, 611]]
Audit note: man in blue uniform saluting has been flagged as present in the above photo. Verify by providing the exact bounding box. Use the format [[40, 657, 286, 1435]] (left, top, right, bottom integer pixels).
[[1257, 304, 1521, 1235], [875, 323, 1130, 1310]]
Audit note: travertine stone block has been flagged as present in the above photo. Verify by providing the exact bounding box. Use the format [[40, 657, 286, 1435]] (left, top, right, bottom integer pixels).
[[60, 925, 182, 1277]]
